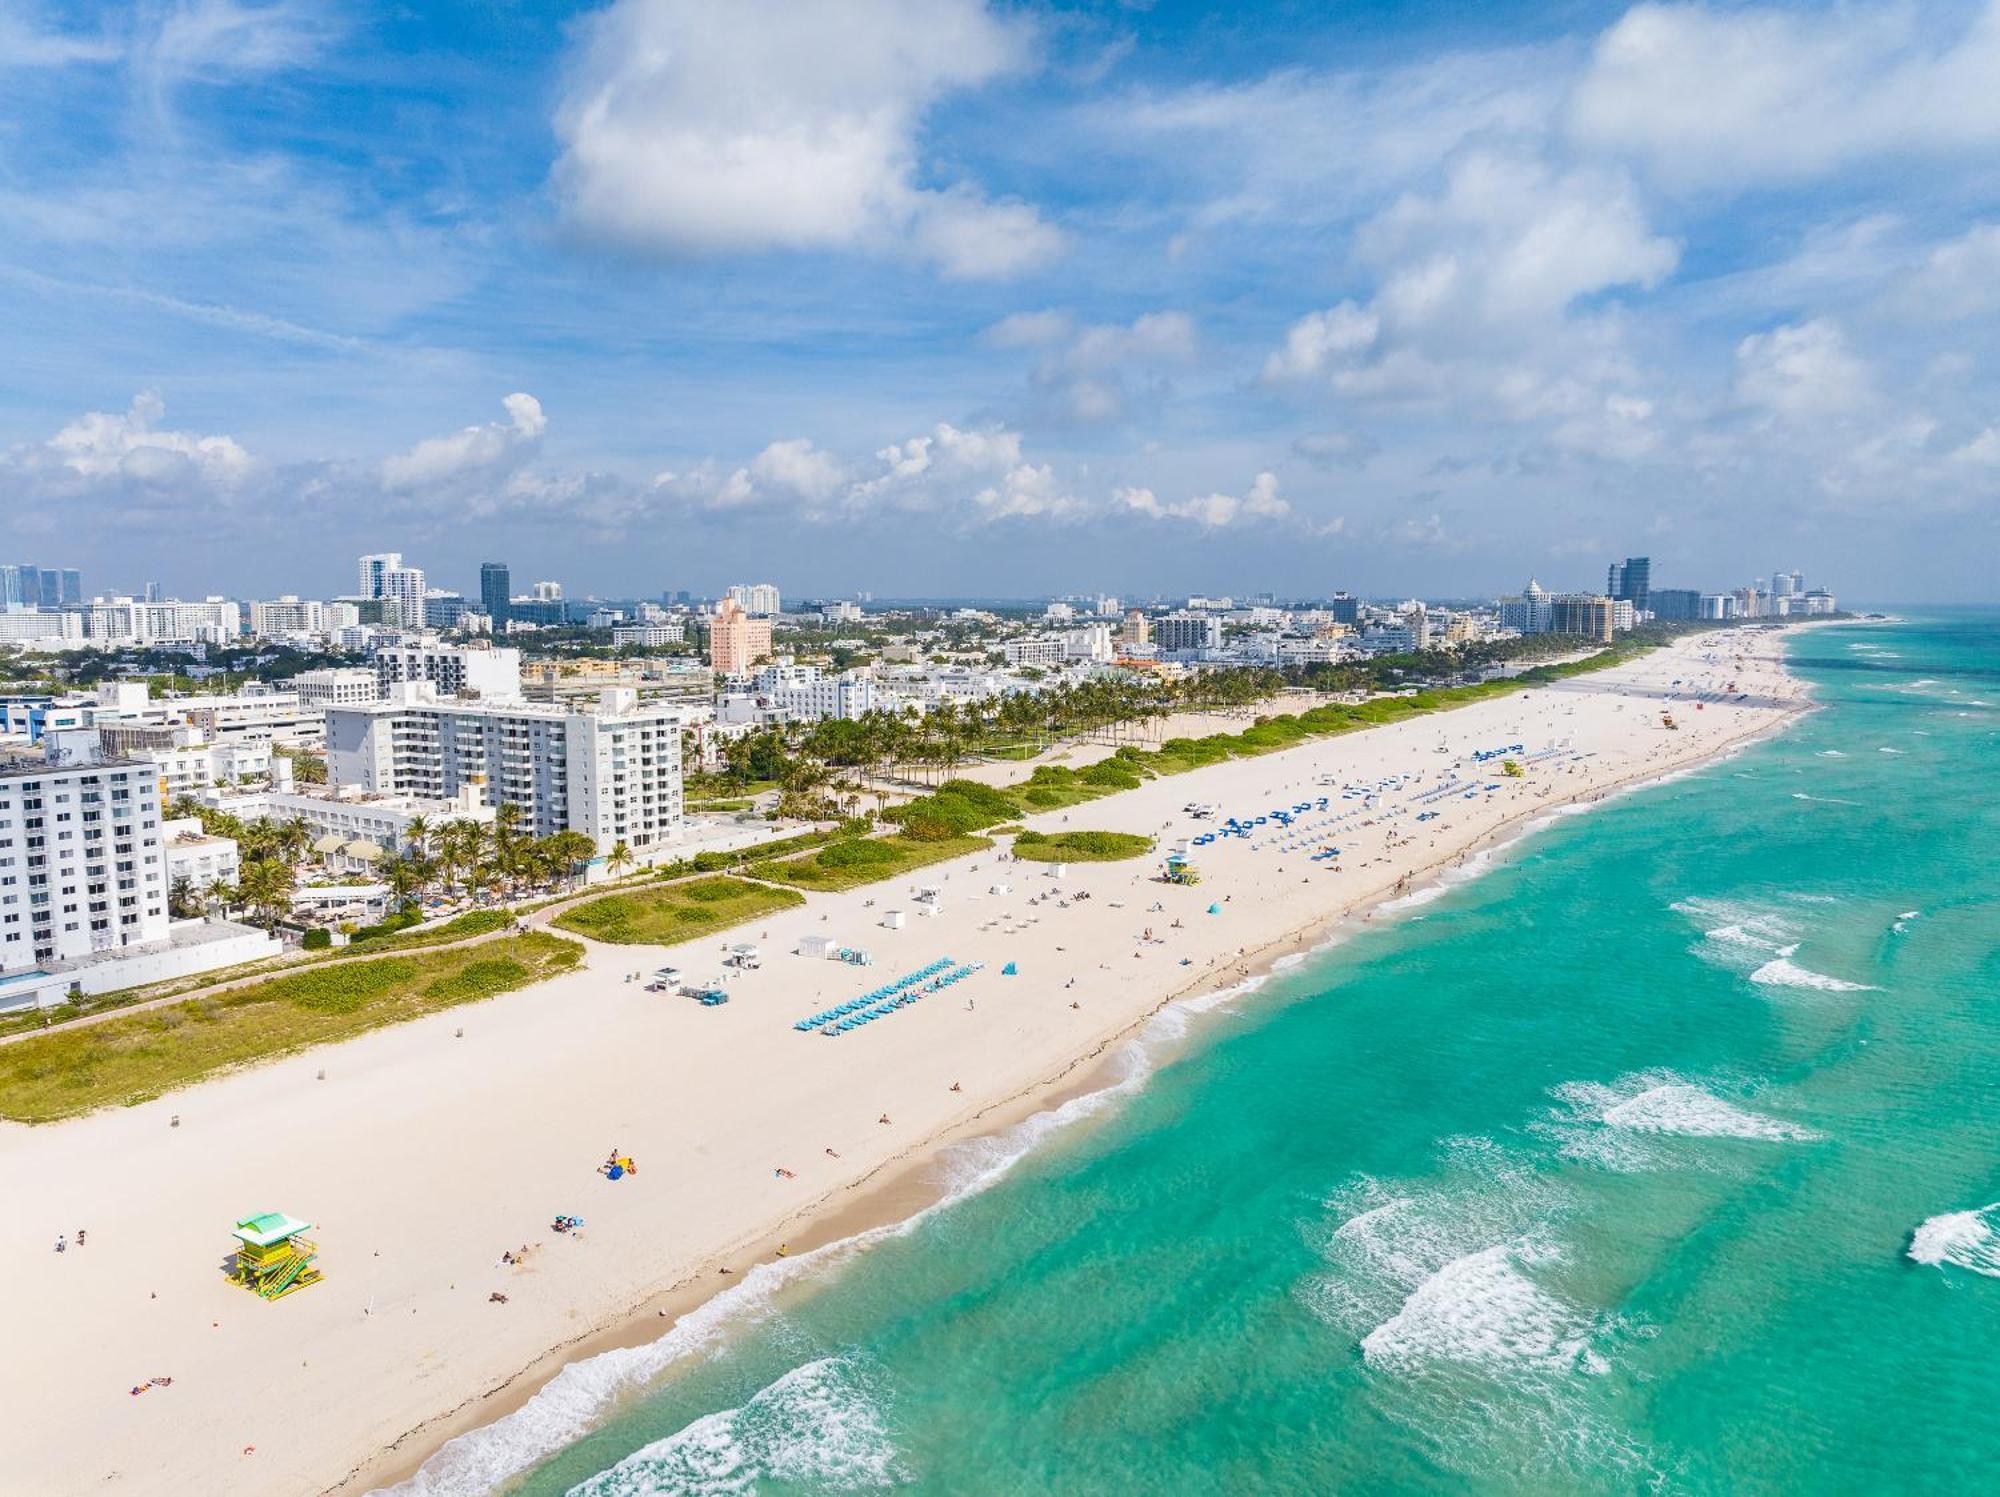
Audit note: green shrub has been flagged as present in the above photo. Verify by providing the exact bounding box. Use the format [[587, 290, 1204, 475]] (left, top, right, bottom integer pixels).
[[300, 929, 332, 951]]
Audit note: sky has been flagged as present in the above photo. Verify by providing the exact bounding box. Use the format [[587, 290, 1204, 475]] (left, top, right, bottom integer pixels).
[[1, 0, 1997, 605]]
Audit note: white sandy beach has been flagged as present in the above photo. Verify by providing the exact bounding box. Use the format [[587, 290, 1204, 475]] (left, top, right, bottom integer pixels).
[[0, 629, 1807, 1496]]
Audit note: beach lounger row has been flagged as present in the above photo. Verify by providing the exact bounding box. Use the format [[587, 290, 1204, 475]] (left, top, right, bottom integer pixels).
[[819, 961, 985, 1035], [793, 957, 957, 1031]]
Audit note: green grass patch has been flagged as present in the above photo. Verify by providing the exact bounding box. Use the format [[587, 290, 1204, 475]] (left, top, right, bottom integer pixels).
[[337, 908, 513, 955], [1011, 830, 1154, 862], [748, 834, 990, 891], [552, 876, 804, 945], [0, 933, 583, 1123]]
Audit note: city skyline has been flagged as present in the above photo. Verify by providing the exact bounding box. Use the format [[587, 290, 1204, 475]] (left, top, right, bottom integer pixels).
[[1, 2, 1996, 600]]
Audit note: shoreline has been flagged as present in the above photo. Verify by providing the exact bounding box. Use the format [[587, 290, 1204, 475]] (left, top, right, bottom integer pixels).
[[0, 626, 1818, 1497], [343, 637, 1819, 1496]]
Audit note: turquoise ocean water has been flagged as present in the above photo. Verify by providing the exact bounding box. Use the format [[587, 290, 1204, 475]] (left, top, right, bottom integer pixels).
[[437, 615, 2000, 1495]]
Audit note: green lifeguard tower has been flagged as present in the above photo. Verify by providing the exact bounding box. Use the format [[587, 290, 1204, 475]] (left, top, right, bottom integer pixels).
[[227, 1212, 323, 1300]]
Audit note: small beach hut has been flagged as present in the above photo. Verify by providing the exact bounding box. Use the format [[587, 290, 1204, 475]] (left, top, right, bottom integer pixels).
[[797, 933, 837, 960]]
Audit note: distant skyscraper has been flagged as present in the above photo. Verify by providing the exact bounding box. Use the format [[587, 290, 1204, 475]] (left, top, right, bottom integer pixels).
[[0, 565, 22, 609], [1328, 591, 1360, 625], [59, 569, 81, 605], [380, 566, 427, 626], [358, 552, 403, 599], [728, 582, 781, 617], [37, 569, 59, 605], [145, 580, 163, 603], [480, 561, 511, 630], [1607, 556, 1651, 612], [13, 564, 41, 607]]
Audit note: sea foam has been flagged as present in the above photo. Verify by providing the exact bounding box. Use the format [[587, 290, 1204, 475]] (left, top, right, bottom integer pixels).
[[1908, 1204, 2000, 1278], [566, 1356, 900, 1496], [1748, 957, 1876, 993], [1360, 1240, 1598, 1374]]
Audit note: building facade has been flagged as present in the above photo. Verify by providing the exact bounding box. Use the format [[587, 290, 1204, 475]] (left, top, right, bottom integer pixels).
[[325, 687, 687, 862], [708, 598, 773, 676]]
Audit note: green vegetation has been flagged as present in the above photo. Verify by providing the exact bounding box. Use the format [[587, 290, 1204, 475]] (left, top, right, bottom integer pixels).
[[0, 933, 583, 1123], [341, 907, 513, 954], [1011, 830, 1154, 862], [748, 834, 990, 892], [552, 876, 804, 944]]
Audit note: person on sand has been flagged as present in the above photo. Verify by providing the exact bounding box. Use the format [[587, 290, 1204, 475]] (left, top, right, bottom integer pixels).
[[950, 1081, 962, 1092], [878, 1113, 892, 1125], [825, 1147, 841, 1158]]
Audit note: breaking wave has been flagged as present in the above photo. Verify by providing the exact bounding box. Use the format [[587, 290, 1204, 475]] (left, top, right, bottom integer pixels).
[[1908, 1204, 2000, 1279], [1748, 958, 1876, 993], [566, 1356, 901, 1496]]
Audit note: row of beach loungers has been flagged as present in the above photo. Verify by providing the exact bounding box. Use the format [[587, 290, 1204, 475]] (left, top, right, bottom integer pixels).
[[793, 958, 957, 1031], [815, 961, 985, 1035]]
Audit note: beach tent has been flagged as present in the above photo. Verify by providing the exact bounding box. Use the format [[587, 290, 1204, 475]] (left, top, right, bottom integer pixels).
[[1001, 961, 1018, 975], [1207, 903, 1222, 915], [797, 933, 837, 960]]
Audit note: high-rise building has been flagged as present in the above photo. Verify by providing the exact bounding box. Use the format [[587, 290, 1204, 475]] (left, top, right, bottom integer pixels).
[[708, 597, 774, 675], [532, 580, 563, 601], [1649, 589, 1702, 621], [379, 566, 426, 626], [59, 569, 81, 605], [728, 582, 782, 617], [1606, 556, 1651, 612], [373, 643, 522, 700], [1549, 594, 1616, 643], [0, 566, 23, 609], [357, 552, 403, 600], [1156, 612, 1224, 654], [1328, 592, 1360, 626], [480, 562, 511, 630], [144, 581, 163, 603], [325, 687, 687, 862]]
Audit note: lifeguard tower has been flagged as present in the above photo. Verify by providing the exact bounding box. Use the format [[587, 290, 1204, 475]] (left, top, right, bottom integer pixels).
[[227, 1212, 323, 1300], [1162, 853, 1201, 886]]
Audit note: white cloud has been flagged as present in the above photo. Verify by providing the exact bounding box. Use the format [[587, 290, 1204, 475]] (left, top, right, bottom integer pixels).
[[1903, 223, 2000, 320], [1569, 1, 2000, 187], [1264, 302, 1379, 382], [1733, 320, 1870, 420], [986, 308, 1197, 423], [39, 391, 252, 484], [552, 0, 1062, 279], [1114, 470, 1290, 527], [972, 462, 1081, 520], [0, 4, 117, 67], [381, 393, 546, 490], [746, 437, 848, 502]]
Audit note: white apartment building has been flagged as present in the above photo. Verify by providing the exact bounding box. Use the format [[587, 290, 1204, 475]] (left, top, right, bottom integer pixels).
[[373, 643, 523, 700], [161, 816, 241, 893], [294, 667, 381, 710], [358, 552, 402, 598], [1063, 624, 1115, 663], [763, 668, 879, 721], [0, 732, 171, 969], [0, 733, 284, 1010], [380, 567, 427, 627], [820, 600, 863, 623], [325, 686, 686, 863], [1004, 636, 1067, 668], [84, 597, 243, 646], [728, 582, 782, 617], [0, 611, 85, 646], [612, 624, 686, 648], [96, 724, 272, 798], [248, 596, 332, 637]]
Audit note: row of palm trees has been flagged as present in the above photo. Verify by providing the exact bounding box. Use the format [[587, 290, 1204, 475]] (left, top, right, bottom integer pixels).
[[374, 804, 611, 912], [709, 669, 1300, 806], [164, 796, 621, 928]]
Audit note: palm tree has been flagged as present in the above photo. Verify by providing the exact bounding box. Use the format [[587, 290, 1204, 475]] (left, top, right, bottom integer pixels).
[[168, 874, 201, 919], [607, 840, 634, 878], [234, 856, 295, 929]]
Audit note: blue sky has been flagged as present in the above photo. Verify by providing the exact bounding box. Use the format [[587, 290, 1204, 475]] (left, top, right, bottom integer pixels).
[[2, 0, 1997, 603]]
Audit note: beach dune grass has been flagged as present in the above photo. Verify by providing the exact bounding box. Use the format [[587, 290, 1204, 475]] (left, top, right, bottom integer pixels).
[[1011, 830, 1154, 862], [748, 834, 991, 891], [552, 876, 804, 945], [0, 933, 583, 1123]]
